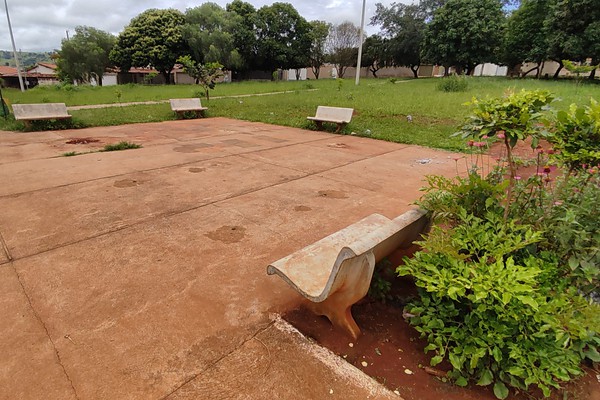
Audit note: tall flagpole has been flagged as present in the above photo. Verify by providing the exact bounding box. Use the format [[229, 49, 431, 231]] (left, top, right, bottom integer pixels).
[[4, 0, 25, 91], [355, 0, 366, 85]]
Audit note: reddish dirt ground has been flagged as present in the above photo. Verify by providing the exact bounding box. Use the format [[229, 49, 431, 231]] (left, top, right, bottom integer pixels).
[[285, 246, 600, 400]]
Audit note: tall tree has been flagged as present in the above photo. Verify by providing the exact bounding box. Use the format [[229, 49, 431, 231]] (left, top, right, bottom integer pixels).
[[371, 2, 426, 78], [545, 0, 600, 79], [254, 2, 312, 74], [308, 20, 330, 79], [503, 0, 550, 77], [110, 9, 187, 84], [326, 21, 361, 78], [183, 3, 243, 71], [361, 35, 392, 77], [226, 0, 258, 73], [56, 26, 115, 86], [422, 0, 506, 75]]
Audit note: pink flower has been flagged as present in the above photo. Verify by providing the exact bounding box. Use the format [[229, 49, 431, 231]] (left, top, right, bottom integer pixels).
[[554, 201, 563, 206], [546, 149, 555, 155], [452, 156, 462, 162], [514, 176, 522, 180], [467, 140, 474, 147], [482, 135, 489, 139], [497, 131, 506, 139]]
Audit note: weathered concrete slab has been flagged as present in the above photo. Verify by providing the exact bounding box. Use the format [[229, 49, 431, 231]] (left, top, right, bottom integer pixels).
[[319, 145, 467, 198], [0, 155, 305, 259], [167, 317, 398, 400], [13, 204, 301, 399], [0, 117, 464, 399], [0, 266, 77, 400]]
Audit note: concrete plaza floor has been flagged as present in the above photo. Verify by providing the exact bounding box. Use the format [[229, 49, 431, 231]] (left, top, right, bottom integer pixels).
[[0, 118, 463, 399]]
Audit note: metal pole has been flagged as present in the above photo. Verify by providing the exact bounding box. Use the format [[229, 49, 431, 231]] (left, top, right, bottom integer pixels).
[[355, 0, 366, 85], [4, 0, 25, 92]]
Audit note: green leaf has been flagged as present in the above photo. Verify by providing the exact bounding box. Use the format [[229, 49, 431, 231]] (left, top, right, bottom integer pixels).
[[491, 346, 503, 363], [584, 347, 600, 362], [477, 369, 493, 386], [455, 376, 468, 387], [493, 381, 509, 399], [431, 355, 444, 366], [449, 352, 463, 370], [516, 295, 539, 310]]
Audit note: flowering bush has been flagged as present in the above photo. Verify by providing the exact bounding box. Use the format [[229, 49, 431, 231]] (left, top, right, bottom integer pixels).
[[401, 90, 600, 399]]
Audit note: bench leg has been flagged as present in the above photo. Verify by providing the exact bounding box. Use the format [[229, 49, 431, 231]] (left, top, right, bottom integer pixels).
[[315, 121, 323, 130], [334, 123, 346, 134], [307, 251, 376, 340]]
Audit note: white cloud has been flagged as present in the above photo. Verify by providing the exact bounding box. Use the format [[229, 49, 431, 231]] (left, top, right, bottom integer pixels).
[[0, 0, 408, 52]]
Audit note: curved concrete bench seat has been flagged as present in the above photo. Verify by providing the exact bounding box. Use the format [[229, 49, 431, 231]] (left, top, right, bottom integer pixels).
[[170, 98, 208, 119], [267, 209, 428, 339], [12, 103, 71, 127], [307, 106, 353, 133]]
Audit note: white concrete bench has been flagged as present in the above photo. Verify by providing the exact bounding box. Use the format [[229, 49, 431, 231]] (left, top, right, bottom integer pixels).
[[267, 209, 428, 339], [12, 103, 71, 127], [307, 106, 353, 133], [170, 98, 208, 119]]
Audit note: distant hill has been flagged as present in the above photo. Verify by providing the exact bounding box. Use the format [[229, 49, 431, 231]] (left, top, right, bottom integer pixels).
[[0, 50, 53, 69]]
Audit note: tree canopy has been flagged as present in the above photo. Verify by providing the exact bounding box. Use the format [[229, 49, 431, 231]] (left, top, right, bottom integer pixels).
[[308, 20, 331, 79], [326, 21, 361, 78], [110, 8, 187, 84], [183, 3, 243, 71], [56, 26, 115, 86], [254, 2, 312, 72], [422, 0, 505, 75], [372, 2, 426, 77]]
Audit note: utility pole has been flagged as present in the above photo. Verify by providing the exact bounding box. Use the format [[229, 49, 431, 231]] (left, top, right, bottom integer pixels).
[[355, 0, 366, 86], [3, 0, 25, 91]]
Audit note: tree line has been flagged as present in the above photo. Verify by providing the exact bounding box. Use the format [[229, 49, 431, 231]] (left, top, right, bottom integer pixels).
[[365, 0, 599, 79], [55, 0, 599, 86]]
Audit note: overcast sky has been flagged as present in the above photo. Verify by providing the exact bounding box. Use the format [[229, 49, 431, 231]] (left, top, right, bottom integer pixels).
[[0, 0, 409, 52]]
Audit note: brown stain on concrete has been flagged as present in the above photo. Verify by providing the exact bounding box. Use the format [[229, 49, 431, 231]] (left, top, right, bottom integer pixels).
[[205, 226, 246, 244], [188, 167, 206, 173], [294, 205, 312, 212], [317, 190, 348, 199], [113, 179, 141, 188]]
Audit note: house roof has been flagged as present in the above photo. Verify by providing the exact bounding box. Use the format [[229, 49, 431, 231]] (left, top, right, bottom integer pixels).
[[0, 65, 17, 76], [36, 62, 57, 70]]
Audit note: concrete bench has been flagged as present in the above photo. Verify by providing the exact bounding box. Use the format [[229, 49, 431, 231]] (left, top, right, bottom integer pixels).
[[267, 209, 428, 339], [170, 98, 208, 119], [12, 103, 71, 127], [307, 106, 353, 133]]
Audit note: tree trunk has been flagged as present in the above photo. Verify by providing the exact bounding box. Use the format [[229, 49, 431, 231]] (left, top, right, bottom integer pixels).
[[370, 66, 378, 78], [443, 65, 450, 76], [311, 65, 320, 79], [553, 62, 563, 79], [522, 64, 539, 77], [97, 74, 103, 87], [161, 70, 171, 84], [410, 65, 419, 79], [589, 68, 597, 80], [295, 69, 302, 80]]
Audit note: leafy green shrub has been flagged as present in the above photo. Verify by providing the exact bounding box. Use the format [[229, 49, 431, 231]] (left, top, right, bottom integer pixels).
[[548, 99, 600, 171], [436, 75, 469, 92], [399, 211, 600, 398], [404, 89, 600, 399], [101, 141, 142, 151]]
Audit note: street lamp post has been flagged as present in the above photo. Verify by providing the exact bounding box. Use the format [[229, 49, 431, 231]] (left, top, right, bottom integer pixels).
[[355, 0, 367, 86], [4, 0, 25, 92]]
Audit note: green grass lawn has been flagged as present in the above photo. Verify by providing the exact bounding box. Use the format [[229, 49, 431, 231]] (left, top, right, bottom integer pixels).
[[1, 77, 598, 151]]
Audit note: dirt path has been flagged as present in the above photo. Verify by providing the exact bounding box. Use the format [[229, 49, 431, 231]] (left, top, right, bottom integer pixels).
[[67, 88, 319, 111]]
